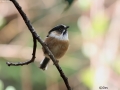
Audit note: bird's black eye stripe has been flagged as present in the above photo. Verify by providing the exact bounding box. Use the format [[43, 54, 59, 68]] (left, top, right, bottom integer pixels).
[[58, 28, 62, 32]]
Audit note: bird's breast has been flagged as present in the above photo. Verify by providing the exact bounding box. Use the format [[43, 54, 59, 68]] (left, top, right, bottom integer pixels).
[[43, 37, 69, 59]]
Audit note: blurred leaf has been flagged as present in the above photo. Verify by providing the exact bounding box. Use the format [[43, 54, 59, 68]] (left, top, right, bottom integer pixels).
[[78, 0, 90, 11], [65, 0, 74, 6], [91, 12, 109, 37], [5, 86, 16, 90], [63, 0, 74, 11], [79, 68, 94, 88]]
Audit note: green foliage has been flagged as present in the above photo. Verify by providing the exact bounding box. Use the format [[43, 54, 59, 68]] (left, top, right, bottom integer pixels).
[[78, 0, 90, 11], [91, 12, 109, 37]]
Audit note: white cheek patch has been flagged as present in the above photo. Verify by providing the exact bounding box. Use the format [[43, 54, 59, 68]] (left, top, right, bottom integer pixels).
[[49, 31, 68, 40], [63, 30, 65, 33]]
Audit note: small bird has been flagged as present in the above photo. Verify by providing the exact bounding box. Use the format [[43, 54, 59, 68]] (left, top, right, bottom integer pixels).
[[39, 24, 69, 70]]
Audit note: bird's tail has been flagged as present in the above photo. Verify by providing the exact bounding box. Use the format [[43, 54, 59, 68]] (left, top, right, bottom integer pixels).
[[39, 57, 50, 70]]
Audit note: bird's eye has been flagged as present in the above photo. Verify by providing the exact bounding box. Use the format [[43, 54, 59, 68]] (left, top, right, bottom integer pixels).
[[58, 28, 63, 33]]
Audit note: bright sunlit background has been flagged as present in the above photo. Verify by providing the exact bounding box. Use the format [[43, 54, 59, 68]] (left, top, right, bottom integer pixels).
[[0, 0, 120, 90]]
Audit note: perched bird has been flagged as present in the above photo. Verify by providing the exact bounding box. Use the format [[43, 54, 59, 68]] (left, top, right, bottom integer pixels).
[[39, 24, 69, 70]]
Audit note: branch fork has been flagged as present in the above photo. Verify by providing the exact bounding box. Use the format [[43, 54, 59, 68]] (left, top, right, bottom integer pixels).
[[6, 0, 71, 90]]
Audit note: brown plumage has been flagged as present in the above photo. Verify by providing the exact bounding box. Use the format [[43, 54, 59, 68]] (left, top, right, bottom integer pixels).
[[43, 37, 69, 59], [39, 24, 69, 70]]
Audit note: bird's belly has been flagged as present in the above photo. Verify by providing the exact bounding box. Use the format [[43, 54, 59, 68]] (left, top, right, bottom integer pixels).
[[51, 45, 67, 59]]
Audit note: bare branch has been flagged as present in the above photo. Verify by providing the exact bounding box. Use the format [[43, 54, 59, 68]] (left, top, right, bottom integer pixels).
[[6, 0, 71, 90]]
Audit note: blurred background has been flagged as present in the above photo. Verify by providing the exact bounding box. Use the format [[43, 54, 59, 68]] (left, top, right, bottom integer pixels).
[[0, 0, 120, 90]]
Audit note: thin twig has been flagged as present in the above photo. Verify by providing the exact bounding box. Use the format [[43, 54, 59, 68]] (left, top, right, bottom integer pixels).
[[7, 0, 71, 90], [6, 34, 37, 66]]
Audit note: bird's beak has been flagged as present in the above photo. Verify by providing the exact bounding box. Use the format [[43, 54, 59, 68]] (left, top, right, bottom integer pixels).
[[66, 26, 69, 29]]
